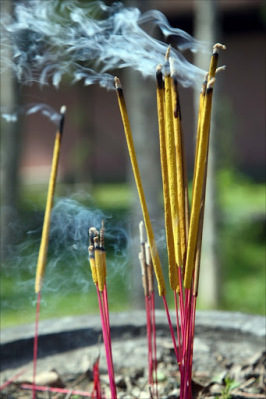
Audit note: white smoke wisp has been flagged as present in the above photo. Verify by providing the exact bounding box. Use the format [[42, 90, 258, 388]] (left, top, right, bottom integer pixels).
[[7, 196, 129, 298], [1, 103, 62, 124], [1, 0, 210, 89]]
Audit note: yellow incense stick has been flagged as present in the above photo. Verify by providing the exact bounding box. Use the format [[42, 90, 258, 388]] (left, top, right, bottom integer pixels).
[[94, 236, 105, 292], [171, 72, 187, 266], [88, 245, 98, 284], [156, 65, 178, 291], [209, 43, 226, 80], [187, 45, 226, 291], [35, 106, 66, 294], [115, 77, 166, 296], [184, 78, 215, 289], [164, 53, 182, 287]]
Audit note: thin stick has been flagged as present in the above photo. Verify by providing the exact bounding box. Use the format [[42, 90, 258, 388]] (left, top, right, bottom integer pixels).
[[164, 50, 181, 290], [32, 291, 41, 399], [184, 78, 215, 289], [22, 384, 104, 398], [162, 295, 179, 365], [115, 77, 166, 297], [170, 63, 187, 267], [0, 368, 27, 391], [156, 65, 176, 292], [35, 106, 66, 294], [96, 286, 116, 399]]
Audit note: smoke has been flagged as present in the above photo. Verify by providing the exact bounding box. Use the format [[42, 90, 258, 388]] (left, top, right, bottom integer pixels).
[[1, 0, 209, 89], [2, 196, 129, 311], [1, 103, 62, 124]]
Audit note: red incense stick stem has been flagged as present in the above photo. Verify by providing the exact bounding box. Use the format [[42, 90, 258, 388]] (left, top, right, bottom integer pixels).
[[162, 295, 179, 365], [0, 368, 27, 390], [21, 384, 104, 398], [96, 287, 116, 399]]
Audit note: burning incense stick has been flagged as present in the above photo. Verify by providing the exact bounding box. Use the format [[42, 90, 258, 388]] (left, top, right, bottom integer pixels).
[[35, 105, 66, 294], [156, 65, 176, 291], [88, 225, 116, 399], [164, 48, 182, 286], [184, 44, 225, 290], [170, 62, 187, 267], [184, 77, 215, 289], [115, 76, 166, 297]]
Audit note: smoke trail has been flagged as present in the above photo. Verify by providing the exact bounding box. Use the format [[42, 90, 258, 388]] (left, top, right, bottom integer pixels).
[[1, 103, 62, 124], [4, 197, 129, 298], [1, 0, 209, 89]]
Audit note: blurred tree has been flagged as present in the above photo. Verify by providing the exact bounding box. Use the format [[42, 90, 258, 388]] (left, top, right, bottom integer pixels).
[[193, 0, 221, 307], [0, 0, 22, 262]]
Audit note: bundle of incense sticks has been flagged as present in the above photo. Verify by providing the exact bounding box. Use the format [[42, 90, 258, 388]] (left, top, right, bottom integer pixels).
[[115, 43, 225, 398], [138, 221, 158, 396], [88, 223, 117, 399]]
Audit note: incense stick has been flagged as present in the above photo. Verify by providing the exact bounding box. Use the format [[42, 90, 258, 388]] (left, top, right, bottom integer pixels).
[[184, 77, 215, 289], [164, 49, 181, 289], [35, 105, 66, 294], [170, 65, 187, 267], [156, 65, 177, 293], [115, 77, 166, 297]]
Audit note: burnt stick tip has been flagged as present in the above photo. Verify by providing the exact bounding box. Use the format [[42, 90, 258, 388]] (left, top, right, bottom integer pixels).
[[213, 43, 226, 53], [114, 76, 122, 89], [59, 105, 66, 134], [165, 44, 171, 61], [207, 77, 216, 90], [60, 105, 66, 115], [156, 64, 162, 73], [216, 65, 226, 74]]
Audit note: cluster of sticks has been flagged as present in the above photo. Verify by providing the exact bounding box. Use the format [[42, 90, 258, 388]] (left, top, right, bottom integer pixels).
[[88, 224, 117, 399], [138, 221, 158, 397], [115, 43, 226, 399]]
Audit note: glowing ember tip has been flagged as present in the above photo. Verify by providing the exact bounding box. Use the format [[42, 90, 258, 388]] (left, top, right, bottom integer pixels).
[[60, 105, 66, 115]]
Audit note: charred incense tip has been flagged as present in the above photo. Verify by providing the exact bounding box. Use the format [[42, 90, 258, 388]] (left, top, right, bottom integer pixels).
[[114, 76, 122, 89], [60, 105, 66, 115], [207, 77, 216, 90], [156, 64, 162, 73], [156, 64, 164, 89], [100, 220, 105, 249], [89, 227, 99, 238], [88, 245, 95, 257], [165, 44, 171, 61], [59, 105, 66, 134], [94, 235, 100, 248], [169, 57, 176, 77], [213, 43, 226, 54], [216, 65, 226, 74]]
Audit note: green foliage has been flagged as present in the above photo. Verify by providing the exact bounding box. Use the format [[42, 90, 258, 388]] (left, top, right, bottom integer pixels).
[[218, 169, 265, 315], [215, 376, 240, 399]]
